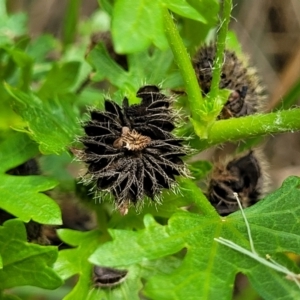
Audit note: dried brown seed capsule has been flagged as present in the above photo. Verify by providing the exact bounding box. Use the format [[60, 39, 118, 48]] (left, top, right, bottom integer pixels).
[[193, 44, 266, 119], [79, 85, 189, 213], [93, 266, 128, 288], [113, 127, 151, 151], [206, 150, 269, 216]]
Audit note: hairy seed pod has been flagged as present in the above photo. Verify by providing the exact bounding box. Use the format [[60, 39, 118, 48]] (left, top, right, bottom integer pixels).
[[193, 44, 266, 119], [93, 266, 128, 288], [206, 150, 270, 216], [79, 85, 189, 214]]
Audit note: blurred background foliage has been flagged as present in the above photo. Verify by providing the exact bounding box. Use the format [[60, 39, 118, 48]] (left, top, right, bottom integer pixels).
[[1, 0, 300, 299]]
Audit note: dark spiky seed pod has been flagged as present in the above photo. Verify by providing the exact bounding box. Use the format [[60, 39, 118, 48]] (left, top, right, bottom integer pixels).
[[79, 85, 189, 214], [206, 150, 269, 216], [193, 44, 266, 119], [93, 266, 128, 288]]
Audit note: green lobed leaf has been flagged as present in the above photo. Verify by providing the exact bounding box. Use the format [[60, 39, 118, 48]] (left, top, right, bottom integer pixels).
[[6, 85, 81, 154], [55, 228, 182, 299], [89, 176, 300, 300], [0, 219, 62, 290], [0, 133, 62, 225]]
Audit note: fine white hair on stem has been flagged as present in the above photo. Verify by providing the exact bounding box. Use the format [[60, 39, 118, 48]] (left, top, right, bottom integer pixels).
[[214, 192, 300, 289]]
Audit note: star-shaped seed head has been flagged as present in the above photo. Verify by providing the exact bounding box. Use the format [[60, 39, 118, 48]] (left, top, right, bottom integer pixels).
[[79, 85, 189, 214]]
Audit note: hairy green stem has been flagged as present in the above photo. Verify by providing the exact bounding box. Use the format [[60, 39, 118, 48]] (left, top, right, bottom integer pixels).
[[163, 8, 203, 122], [196, 108, 300, 150], [210, 0, 232, 99]]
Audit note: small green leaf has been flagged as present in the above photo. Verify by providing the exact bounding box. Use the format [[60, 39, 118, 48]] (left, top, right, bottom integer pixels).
[[87, 43, 132, 90], [38, 62, 81, 98], [6, 85, 81, 154], [164, 0, 207, 23], [193, 89, 231, 138], [0, 132, 38, 173], [188, 160, 212, 180], [27, 34, 58, 63], [186, 0, 219, 24], [226, 30, 243, 55], [0, 219, 62, 289], [0, 176, 61, 224], [112, 0, 168, 53], [0, 133, 62, 225]]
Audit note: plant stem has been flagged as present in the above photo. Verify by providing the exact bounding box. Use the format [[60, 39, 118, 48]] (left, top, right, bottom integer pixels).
[[62, 0, 81, 50], [195, 108, 300, 150], [163, 8, 203, 122], [210, 0, 232, 100]]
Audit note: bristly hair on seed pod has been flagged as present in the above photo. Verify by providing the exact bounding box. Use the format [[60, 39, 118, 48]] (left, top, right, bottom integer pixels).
[[192, 44, 266, 119], [78, 85, 189, 215], [206, 149, 270, 216]]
